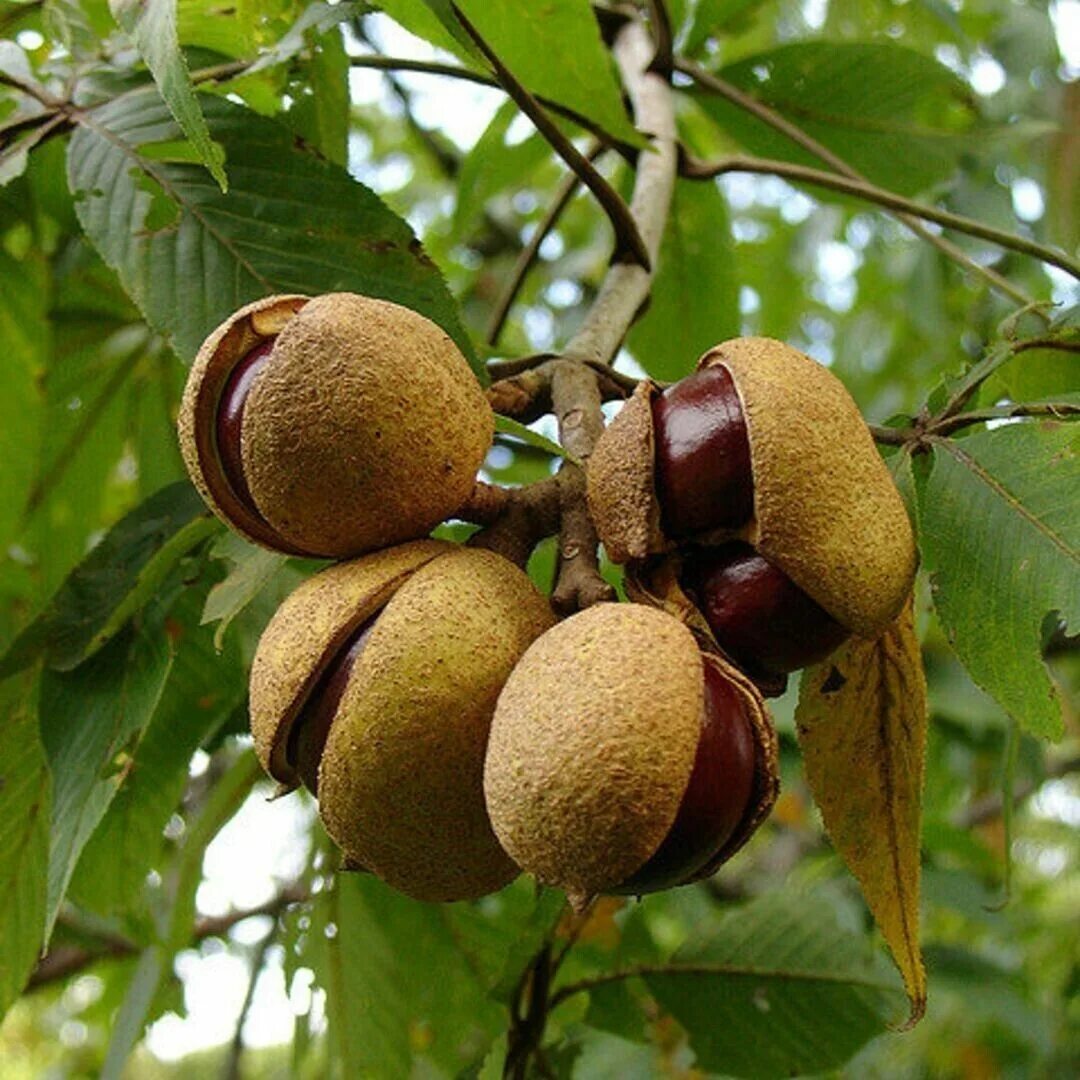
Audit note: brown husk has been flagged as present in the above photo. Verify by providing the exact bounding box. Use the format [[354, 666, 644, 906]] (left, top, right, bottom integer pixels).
[[178, 294, 310, 552], [700, 337, 916, 636], [248, 539, 450, 786]]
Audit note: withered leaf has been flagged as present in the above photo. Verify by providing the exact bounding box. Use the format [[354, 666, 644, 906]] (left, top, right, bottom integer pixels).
[[796, 594, 927, 1026]]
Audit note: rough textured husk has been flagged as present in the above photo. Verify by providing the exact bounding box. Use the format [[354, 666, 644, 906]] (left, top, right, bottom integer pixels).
[[317, 547, 555, 902], [242, 293, 493, 557], [248, 540, 449, 786], [585, 381, 665, 563], [691, 651, 779, 878], [178, 295, 310, 552], [484, 603, 704, 899], [700, 338, 916, 636], [624, 555, 788, 698]]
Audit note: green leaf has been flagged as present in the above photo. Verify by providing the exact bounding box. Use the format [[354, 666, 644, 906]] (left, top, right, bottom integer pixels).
[[452, 0, 645, 149], [101, 946, 166, 1080], [0, 482, 215, 678], [685, 0, 770, 53], [454, 100, 552, 237], [109, 0, 228, 190], [201, 531, 291, 650], [67, 90, 478, 372], [693, 42, 976, 195], [39, 609, 176, 937], [285, 16, 350, 166], [494, 414, 569, 462], [68, 581, 246, 916], [443, 882, 565, 1000], [247, 2, 365, 78], [0, 248, 45, 551], [390, 0, 486, 66], [175, 0, 257, 58], [326, 873, 504, 1075], [0, 680, 50, 1019], [626, 178, 739, 381], [914, 423, 1079, 740], [641, 891, 905, 1078]]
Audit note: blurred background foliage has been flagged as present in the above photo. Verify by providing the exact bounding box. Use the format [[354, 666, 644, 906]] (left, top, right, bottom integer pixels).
[[0, 0, 1077, 1076]]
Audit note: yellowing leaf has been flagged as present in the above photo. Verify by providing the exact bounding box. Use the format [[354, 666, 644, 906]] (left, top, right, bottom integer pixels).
[[795, 595, 927, 1025]]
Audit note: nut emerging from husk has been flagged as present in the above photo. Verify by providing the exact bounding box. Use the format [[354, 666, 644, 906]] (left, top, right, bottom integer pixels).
[[484, 603, 778, 905], [179, 293, 493, 557], [587, 337, 916, 639], [249, 540, 555, 901]]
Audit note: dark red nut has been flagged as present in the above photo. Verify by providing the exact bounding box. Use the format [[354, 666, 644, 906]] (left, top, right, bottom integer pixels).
[[179, 293, 494, 558], [651, 364, 754, 538], [484, 604, 778, 905], [679, 543, 851, 685]]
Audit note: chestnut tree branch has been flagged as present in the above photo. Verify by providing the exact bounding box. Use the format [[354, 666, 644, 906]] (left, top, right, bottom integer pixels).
[[675, 57, 1039, 312], [449, 3, 651, 269], [681, 152, 1080, 280], [952, 753, 1080, 829], [548, 961, 899, 1011], [870, 400, 1080, 446], [487, 360, 630, 425], [505, 943, 555, 1080], [347, 54, 637, 157], [464, 476, 562, 567], [645, 0, 674, 75], [550, 368, 615, 612], [485, 143, 604, 347], [561, 19, 677, 366], [222, 923, 277, 1080], [487, 352, 561, 381], [471, 15, 678, 597], [27, 883, 310, 991], [931, 401, 1080, 435]]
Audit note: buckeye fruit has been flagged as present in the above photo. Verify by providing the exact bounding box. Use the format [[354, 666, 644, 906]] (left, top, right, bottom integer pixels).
[[586, 337, 916, 666], [483, 603, 777, 905], [178, 293, 493, 558], [249, 539, 555, 902]]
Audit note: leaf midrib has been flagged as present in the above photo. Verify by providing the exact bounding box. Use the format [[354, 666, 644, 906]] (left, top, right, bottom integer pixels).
[[71, 103, 273, 293]]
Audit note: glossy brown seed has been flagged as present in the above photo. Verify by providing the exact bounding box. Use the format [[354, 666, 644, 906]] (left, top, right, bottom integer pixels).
[[651, 365, 754, 537], [215, 337, 276, 521], [613, 658, 757, 894], [680, 543, 850, 682], [288, 619, 377, 795]]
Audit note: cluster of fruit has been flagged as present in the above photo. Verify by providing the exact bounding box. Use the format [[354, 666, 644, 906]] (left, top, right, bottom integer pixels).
[[179, 292, 916, 906]]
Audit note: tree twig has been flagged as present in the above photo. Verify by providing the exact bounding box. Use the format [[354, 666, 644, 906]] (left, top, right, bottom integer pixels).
[[681, 152, 1080, 280], [487, 352, 561, 381], [1010, 336, 1080, 356], [0, 70, 62, 109], [931, 401, 1080, 435], [952, 753, 1080, 829], [469, 15, 678, 590], [449, 3, 651, 269], [486, 143, 603, 347], [870, 400, 1080, 446], [347, 54, 636, 157], [222, 923, 277, 1080], [549, 960, 900, 1010], [487, 359, 630, 423], [27, 883, 310, 990], [465, 476, 562, 566], [646, 0, 674, 76], [561, 20, 677, 365], [504, 943, 554, 1080], [676, 57, 1039, 311], [550, 361, 615, 611]]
